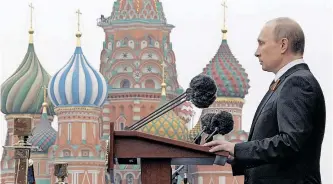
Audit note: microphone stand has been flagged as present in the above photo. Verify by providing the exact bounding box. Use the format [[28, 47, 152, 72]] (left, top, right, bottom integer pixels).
[[171, 126, 209, 183], [172, 126, 226, 183], [127, 90, 190, 130], [205, 128, 228, 166], [205, 127, 219, 143]]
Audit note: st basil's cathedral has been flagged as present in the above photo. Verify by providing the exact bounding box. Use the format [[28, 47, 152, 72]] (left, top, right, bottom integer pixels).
[[0, 0, 250, 183]]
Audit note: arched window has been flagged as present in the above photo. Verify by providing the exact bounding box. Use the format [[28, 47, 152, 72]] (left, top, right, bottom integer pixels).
[[145, 79, 155, 89], [63, 150, 71, 157], [120, 105, 124, 114], [126, 173, 134, 184], [37, 162, 40, 175], [124, 37, 129, 44], [68, 123, 72, 141], [121, 79, 130, 88], [115, 173, 122, 184], [148, 36, 153, 45]]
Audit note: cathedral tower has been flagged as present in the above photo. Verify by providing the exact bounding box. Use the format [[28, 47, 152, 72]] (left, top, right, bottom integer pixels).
[[97, 1, 193, 182], [48, 9, 108, 184], [188, 1, 250, 184], [0, 3, 54, 183], [28, 87, 57, 183], [97, 0, 185, 135]]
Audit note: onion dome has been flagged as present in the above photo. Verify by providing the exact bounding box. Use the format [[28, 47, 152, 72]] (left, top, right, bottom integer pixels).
[[141, 62, 188, 141], [108, 0, 167, 24], [28, 92, 56, 153], [174, 101, 195, 123], [141, 109, 188, 141], [202, 38, 250, 98], [202, 3, 250, 98], [1, 24, 54, 115], [188, 122, 201, 141], [48, 16, 108, 107]]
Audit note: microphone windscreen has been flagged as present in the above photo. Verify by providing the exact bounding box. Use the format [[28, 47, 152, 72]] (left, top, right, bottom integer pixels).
[[200, 113, 215, 134], [191, 92, 216, 108], [189, 74, 217, 93], [210, 111, 234, 135], [188, 74, 217, 108]]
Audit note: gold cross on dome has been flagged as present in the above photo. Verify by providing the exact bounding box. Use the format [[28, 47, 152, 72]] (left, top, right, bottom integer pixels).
[[221, 0, 228, 30], [75, 9, 82, 32], [28, 2, 34, 29]]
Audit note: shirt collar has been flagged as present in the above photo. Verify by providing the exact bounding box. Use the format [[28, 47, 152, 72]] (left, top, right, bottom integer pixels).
[[274, 59, 305, 82]]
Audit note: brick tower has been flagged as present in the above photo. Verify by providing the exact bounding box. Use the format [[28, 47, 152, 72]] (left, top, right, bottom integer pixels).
[[0, 4, 54, 183], [47, 10, 108, 184], [97, 1, 190, 182], [188, 1, 250, 183]]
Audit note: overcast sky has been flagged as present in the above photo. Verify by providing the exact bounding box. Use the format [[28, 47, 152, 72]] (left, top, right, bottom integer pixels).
[[0, 0, 332, 182]]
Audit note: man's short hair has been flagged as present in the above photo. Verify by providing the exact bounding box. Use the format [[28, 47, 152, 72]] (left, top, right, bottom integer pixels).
[[269, 17, 305, 55]]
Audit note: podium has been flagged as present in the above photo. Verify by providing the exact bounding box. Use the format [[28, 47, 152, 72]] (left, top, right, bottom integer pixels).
[[108, 122, 228, 184]]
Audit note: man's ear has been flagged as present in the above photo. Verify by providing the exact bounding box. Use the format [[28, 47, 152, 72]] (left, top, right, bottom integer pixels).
[[280, 38, 288, 54]]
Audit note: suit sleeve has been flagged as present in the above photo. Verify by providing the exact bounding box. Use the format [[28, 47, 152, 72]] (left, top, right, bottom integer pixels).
[[233, 76, 316, 168]]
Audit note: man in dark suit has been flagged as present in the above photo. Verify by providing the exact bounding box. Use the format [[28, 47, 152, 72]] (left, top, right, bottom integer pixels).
[[203, 17, 326, 184]]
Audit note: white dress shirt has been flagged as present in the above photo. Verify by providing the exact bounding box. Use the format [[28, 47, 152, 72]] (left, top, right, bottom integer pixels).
[[274, 59, 305, 82]]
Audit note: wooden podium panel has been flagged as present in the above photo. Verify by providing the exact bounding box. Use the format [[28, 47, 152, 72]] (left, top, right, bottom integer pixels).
[[109, 122, 228, 184], [113, 131, 228, 159]]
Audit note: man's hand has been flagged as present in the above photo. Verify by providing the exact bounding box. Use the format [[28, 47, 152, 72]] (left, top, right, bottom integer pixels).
[[203, 140, 236, 156]]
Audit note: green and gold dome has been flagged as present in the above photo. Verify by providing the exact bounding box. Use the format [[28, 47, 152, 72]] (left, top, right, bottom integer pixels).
[[141, 62, 188, 141], [188, 122, 201, 141], [141, 109, 188, 141]]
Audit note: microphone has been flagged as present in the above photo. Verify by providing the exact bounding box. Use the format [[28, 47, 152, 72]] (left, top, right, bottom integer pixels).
[[204, 111, 234, 166], [193, 113, 215, 145], [171, 113, 214, 180], [204, 111, 234, 143], [126, 74, 217, 130], [188, 74, 217, 108]]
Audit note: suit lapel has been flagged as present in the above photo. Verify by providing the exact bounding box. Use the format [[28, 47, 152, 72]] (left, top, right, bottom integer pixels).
[[248, 87, 274, 140], [247, 63, 310, 140]]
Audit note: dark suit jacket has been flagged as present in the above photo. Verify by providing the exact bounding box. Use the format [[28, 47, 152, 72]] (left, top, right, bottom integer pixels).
[[231, 63, 326, 184]]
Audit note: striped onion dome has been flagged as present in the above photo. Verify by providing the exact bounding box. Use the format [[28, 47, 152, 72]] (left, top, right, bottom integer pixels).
[[202, 38, 250, 98], [28, 103, 56, 153], [48, 33, 108, 107], [1, 40, 54, 115]]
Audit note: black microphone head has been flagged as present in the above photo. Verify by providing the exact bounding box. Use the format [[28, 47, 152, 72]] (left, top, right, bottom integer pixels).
[[210, 111, 234, 135], [200, 113, 215, 134], [190, 92, 216, 108], [189, 74, 217, 94], [188, 74, 217, 108]]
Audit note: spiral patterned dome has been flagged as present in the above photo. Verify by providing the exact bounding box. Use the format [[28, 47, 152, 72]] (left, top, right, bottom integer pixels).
[[1, 43, 54, 115], [48, 46, 108, 107], [28, 104, 56, 153], [202, 39, 250, 98]]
